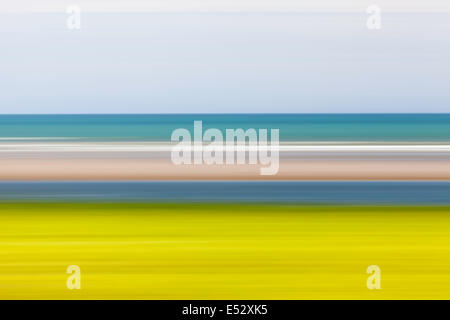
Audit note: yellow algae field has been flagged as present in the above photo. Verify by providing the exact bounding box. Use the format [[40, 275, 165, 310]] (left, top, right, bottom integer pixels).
[[0, 203, 449, 299]]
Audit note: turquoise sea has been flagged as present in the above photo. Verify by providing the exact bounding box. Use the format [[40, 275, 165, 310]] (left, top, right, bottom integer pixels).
[[0, 114, 449, 141]]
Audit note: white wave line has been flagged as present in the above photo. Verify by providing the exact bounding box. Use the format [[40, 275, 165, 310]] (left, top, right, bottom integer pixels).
[[1, 144, 450, 152]]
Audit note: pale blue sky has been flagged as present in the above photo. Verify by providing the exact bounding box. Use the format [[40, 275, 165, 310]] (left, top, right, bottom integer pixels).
[[0, 10, 449, 113]]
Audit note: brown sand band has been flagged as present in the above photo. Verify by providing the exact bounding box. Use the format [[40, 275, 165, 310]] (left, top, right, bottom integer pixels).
[[0, 158, 449, 180]]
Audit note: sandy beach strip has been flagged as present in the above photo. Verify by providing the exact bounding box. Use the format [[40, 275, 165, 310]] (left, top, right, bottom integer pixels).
[[0, 158, 449, 180], [1, 142, 449, 180]]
